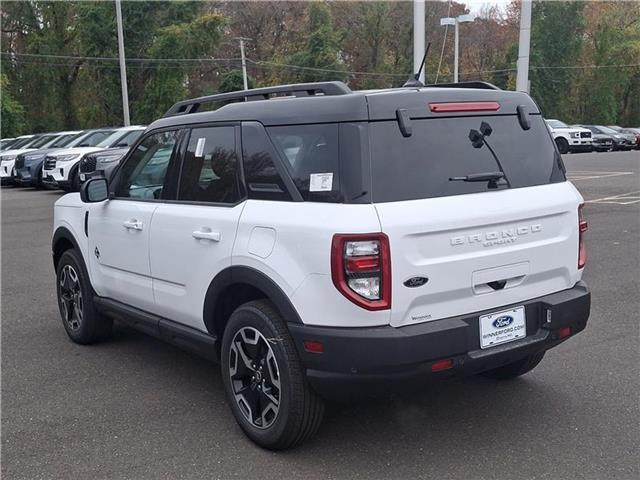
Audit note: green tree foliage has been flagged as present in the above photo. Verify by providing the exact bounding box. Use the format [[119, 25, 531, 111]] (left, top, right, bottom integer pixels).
[[219, 70, 254, 93], [285, 3, 345, 83], [0, 73, 25, 137], [1, 0, 638, 135], [529, 1, 586, 120], [139, 13, 225, 120]]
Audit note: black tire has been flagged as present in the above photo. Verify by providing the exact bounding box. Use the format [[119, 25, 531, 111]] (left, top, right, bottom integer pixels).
[[56, 249, 113, 344], [481, 351, 545, 380], [34, 167, 44, 189], [555, 137, 569, 154], [221, 299, 324, 450], [70, 166, 81, 192]]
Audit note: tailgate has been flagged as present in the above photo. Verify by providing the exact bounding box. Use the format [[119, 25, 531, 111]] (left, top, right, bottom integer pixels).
[[375, 182, 583, 327]]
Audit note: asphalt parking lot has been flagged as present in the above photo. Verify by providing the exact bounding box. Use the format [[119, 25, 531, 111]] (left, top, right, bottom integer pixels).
[[2, 150, 638, 480]]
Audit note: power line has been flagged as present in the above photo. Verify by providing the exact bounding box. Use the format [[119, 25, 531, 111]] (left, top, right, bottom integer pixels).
[[0, 52, 241, 63], [3, 52, 638, 76]]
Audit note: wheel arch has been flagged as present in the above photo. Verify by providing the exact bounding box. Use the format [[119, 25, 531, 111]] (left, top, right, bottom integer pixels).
[[203, 266, 303, 349], [52, 226, 81, 271]]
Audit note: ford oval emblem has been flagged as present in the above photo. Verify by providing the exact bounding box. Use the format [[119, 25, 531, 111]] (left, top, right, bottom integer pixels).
[[492, 315, 514, 328], [403, 276, 429, 288]]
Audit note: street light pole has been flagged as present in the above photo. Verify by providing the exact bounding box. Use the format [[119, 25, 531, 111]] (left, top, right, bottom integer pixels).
[[440, 14, 474, 84], [454, 20, 460, 83], [115, 0, 130, 126], [516, 0, 532, 92], [235, 37, 251, 91]]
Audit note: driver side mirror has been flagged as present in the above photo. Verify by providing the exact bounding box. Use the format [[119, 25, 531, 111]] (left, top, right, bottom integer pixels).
[[80, 177, 109, 203]]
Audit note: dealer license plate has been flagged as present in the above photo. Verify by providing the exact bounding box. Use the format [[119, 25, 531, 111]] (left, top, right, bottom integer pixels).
[[479, 306, 526, 349]]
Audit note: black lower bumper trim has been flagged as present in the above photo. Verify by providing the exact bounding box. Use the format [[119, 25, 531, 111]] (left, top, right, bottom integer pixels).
[[289, 282, 590, 397]]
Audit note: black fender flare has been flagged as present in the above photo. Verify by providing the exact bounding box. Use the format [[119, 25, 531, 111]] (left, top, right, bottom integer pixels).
[[52, 226, 82, 269], [203, 265, 303, 334]]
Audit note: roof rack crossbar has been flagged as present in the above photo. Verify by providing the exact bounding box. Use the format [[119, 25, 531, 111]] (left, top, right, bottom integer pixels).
[[163, 81, 352, 117], [425, 81, 501, 91]]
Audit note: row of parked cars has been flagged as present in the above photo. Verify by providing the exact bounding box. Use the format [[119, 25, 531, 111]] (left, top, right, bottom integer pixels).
[[0, 125, 145, 191], [545, 119, 640, 154]]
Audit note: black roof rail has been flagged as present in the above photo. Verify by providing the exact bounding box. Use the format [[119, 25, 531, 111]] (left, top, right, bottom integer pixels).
[[163, 81, 352, 117], [425, 81, 501, 91]]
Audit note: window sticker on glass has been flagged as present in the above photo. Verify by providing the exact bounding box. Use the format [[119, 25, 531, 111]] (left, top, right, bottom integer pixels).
[[195, 138, 206, 158], [309, 172, 333, 192]]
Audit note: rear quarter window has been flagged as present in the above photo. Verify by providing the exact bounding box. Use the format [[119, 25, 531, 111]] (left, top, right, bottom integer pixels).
[[369, 114, 565, 202], [267, 124, 342, 202]]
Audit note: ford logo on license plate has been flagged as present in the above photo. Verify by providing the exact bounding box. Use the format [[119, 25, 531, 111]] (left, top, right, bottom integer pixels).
[[492, 315, 514, 328]]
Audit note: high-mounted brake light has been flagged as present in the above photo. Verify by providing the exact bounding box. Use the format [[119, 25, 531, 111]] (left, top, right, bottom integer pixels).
[[429, 101, 501, 113], [331, 233, 391, 310], [578, 204, 588, 269]]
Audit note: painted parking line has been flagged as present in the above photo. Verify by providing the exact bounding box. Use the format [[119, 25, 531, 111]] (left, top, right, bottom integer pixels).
[[586, 190, 640, 205], [567, 171, 635, 181]]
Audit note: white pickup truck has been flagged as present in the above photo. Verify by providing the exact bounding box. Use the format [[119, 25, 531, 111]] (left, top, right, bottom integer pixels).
[[545, 119, 593, 154]]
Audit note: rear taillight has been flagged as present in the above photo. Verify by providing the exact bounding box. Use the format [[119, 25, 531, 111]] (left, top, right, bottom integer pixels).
[[578, 204, 588, 269], [331, 233, 391, 310]]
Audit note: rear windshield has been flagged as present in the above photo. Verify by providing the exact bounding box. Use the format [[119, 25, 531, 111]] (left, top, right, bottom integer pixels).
[[369, 114, 565, 202]]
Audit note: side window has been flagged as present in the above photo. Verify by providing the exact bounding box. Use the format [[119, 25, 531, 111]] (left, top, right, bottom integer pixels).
[[178, 126, 241, 204], [115, 130, 178, 200], [267, 124, 341, 202], [242, 122, 291, 201]]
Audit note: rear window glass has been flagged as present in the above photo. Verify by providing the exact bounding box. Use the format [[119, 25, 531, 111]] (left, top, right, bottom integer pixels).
[[267, 124, 341, 202], [369, 115, 564, 202]]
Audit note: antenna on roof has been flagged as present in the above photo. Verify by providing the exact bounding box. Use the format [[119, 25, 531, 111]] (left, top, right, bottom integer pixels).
[[403, 42, 431, 88]]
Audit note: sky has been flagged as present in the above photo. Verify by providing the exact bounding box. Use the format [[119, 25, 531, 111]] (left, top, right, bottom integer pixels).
[[463, 0, 512, 15]]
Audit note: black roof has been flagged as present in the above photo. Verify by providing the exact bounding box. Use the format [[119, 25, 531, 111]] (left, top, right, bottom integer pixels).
[[148, 81, 540, 131]]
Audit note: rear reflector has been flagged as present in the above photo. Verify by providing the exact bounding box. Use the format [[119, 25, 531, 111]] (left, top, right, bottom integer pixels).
[[303, 340, 324, 354], [578, 204, 588, 269], [431, 358, 454, 372], [559, 327, 572, 339], [429, 101, 500, 113]]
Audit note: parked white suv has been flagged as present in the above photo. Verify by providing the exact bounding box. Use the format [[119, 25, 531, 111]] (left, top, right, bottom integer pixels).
[[52, 81, 591, 449], [0, 133, 60, 184], [545, 119, 593, 154], [43, 125, 145, 191]]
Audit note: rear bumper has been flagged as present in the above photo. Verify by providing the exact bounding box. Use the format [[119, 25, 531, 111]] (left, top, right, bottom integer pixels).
[[289, 282, 590, 398]]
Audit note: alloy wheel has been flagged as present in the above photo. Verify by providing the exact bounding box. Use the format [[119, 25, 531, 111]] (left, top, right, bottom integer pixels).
[[59, 264, 83, 331], [228, 326, 281, 429]]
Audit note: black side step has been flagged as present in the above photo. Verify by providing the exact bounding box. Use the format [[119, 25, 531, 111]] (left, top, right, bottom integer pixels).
[[94, 297, 219, 362]]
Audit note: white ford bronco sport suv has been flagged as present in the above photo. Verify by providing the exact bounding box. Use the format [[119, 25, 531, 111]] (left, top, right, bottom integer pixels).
[[53, 81, 590, 449]]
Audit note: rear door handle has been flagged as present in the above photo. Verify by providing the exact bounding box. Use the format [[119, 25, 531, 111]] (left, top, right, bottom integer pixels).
[[123, 219, 143, 230], [193, 228, 221, 242]]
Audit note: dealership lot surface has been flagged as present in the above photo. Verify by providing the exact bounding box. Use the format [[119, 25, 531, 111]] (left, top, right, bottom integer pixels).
[[2, 151, 638, 479]]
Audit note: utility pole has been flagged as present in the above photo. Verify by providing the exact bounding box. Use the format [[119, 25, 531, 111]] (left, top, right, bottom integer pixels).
[[413, 0, 425, 83], [516, 0, 532, 93], [115, 0, 130, 126], [235, 37, 251, 91]]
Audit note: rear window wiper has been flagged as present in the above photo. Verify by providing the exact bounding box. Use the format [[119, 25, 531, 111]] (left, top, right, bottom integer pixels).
[[449, 171, 505, 189], [468, 122, 512, 188]]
